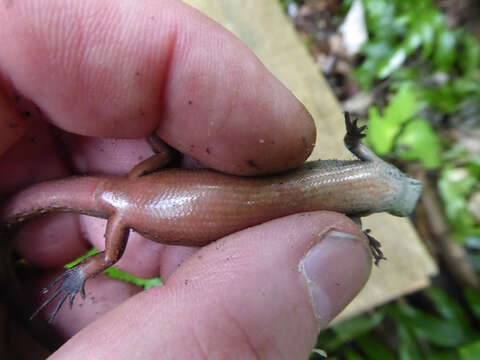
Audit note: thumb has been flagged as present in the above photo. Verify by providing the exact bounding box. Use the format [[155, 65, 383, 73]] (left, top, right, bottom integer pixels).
[[50, 212, 371, 360]]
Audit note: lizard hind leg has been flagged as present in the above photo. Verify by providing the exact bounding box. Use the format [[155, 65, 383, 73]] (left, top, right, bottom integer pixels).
[[31, 214, 129, 323]]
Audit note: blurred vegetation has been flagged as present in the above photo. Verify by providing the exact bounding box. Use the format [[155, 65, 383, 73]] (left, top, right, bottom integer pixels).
[[315, 286, 480, 359], [353, 0, 480, 247], [282, 0, 480, 359]]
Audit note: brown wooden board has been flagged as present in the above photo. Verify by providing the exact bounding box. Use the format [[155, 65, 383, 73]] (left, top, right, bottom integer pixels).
[[184, 0, 437, 323]]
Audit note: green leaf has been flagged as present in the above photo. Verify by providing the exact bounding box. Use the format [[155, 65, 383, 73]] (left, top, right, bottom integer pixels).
[[397, 322, 424, 360], [317, 312, 385, 350], [104, 267, 163, 289], [438, 167, 478, 237], [345, 348, 364, 360], [433, 28, 457, 71], [425, 287, 471, 330], [310, 348, 327, 359], [354, 41, 393, 89], [459, 33, 480, 76], [363, 0, 399, 40], [367, 106, 395, 154], [377, 26, 426, 78], [65, 248, 99, 268], [384, 86, 419, 122], [378, 48, 408, 79], [356, 333, 396, 360], [414, 9, 443, 58], [395, 118, 441, 168], [464, 288, 480, 320], [426, 350, 461, 360], [388, 303, 475, 347], [367, 87, 419, 155], [460, 340, 480, 360], [467, 157, 480, 178]]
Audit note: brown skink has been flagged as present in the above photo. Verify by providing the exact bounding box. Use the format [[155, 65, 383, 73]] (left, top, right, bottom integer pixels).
[[0, 114, 422, 323]]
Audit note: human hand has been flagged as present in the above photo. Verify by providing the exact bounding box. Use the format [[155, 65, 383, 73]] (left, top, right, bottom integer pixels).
[[0, 0, 371, 358]]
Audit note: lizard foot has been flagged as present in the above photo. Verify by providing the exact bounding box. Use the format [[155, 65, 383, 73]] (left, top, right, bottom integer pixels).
[[344, 112, 367, 142], [30, 266, 86, 323], [364, 229, 387, 266]]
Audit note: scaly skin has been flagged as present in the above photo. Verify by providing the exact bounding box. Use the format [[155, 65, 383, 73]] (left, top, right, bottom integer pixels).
[[0, 114, 422, 323]]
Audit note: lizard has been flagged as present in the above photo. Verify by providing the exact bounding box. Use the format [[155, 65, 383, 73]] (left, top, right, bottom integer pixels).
[[0, 113, 422, 324]]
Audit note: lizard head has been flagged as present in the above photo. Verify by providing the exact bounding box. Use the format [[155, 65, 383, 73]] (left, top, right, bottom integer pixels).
[[385, 168, 423, 217]]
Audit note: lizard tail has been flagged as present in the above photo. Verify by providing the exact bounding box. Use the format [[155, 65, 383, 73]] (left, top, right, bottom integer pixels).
[[0, 176, 109, 226]]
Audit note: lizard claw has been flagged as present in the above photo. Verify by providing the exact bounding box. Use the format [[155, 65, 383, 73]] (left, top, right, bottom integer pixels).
[[30, 266, 87, 323], [364, 229, 387, 266], [344, 112, 367, 140]]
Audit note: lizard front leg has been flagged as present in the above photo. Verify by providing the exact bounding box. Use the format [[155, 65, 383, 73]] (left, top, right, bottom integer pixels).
[[31, 213, 129, 323], [128, 134, 178, 179]]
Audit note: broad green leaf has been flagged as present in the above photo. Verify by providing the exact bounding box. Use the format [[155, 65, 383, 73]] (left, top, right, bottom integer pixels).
[[460, 340, 480, 360], [395, 118, 441, 168], [367, 87, 419, 155], [384, 86, 419, 122], [366, 106, 396, 154]]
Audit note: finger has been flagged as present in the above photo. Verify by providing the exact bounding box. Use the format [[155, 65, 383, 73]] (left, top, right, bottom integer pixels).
[[0, 92, 28, 156], [57, 133, 161, 176], [0, 304, 51, 359], [49, 212, 371, 359], [0, 122, 69, 195], [14, 214, 88, 268], [0, 0, 315, 175], [158, 245, 199, 280]]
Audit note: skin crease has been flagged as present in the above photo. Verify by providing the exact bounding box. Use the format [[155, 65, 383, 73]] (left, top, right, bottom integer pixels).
[[0, 1, 371, 359]]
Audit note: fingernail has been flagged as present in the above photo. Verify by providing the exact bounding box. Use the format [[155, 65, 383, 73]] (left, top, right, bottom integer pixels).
[[299, 230, 371, 328]]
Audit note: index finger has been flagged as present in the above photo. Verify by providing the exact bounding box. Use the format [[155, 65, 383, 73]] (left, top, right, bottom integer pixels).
[[0, 0, 315, 175]]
